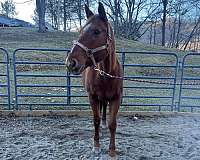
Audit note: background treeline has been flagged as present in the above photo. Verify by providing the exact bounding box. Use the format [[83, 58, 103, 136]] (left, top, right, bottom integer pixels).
[[43, 0, 200, 51], [1, 0, 200, 51]]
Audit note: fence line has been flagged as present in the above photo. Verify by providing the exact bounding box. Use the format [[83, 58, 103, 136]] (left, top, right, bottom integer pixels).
[[12, 48, 179, 110], [0, 48, 200, 112], [13, 48, 70, 110], [0, 48, 10, 109], [178, 53, 200, 112]]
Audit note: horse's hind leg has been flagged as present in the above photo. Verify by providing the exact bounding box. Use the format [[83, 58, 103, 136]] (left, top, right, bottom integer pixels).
[[108, 98, 120, 157], [100, 101, 107, 129]]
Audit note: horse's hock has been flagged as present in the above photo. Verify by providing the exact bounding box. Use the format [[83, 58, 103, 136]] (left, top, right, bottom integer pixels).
[[0, 111, 200, 160]]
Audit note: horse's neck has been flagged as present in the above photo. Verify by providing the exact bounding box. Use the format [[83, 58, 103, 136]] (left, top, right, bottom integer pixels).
[[99, 42, 117, 73], [99, 25, 117, 73]]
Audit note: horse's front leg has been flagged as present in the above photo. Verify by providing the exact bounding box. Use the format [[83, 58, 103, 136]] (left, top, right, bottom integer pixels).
[[89, 95, 101, 153], [108, 98, 120, 157]]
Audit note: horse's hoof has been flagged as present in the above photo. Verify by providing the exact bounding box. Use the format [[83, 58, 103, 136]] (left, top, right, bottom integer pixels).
[[108, 150, 117, 158], [92, 147, 101, 154]]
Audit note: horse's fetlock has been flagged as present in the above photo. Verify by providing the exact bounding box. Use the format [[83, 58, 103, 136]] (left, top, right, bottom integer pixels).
[[94, 118, 100, 126], [109, 144, 116, 150]]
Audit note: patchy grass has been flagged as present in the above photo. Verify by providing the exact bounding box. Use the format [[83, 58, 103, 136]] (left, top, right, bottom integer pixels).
[[0, 27, 76, 53], [0, 27, 186, 54]]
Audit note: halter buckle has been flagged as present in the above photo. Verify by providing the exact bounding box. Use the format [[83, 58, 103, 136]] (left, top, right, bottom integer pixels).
[[87, 49, 93, 57]]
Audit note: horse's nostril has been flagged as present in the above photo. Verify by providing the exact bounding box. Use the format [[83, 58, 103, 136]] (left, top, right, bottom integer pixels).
[[71, 59, 76, 68], [69, 59, 78, 69], [66, 58, 79, 72]]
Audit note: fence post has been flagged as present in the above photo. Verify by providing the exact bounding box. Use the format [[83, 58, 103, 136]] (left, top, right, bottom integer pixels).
[[6, 54, 11, 110], [177, 60, 183, 112], [121, 48, 125, 73], [13, 50, 18, 110], [66, 51, 71, 105], [171, 55, 179, 111], [120, 48, 125, 105], [0, 48, 11, 109], [67, 71, 71, 105]]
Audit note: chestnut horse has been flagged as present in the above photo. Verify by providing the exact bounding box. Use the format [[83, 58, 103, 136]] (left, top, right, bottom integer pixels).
[[65, 2, 123, 157]]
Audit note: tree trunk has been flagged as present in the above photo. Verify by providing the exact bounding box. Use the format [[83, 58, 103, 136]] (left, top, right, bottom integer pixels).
[[149, 23, 153, 44], [77, 0, 82, 27], [183, 17, 200, 50], [36, 0, 46, 33], [57, 0, 61, 30], [86, 0, 89, 6], [161, 0, 168, 46], [170, 17, 177, 47], [153, 20, 157, 45], [114, 0, 119, 35], [175, 13, 181, 48], [63, 0, 66, 31]]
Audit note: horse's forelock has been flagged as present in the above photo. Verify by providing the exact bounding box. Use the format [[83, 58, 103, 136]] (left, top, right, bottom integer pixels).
[[80, 15, 109, 34], [80, 16, 95, 33]]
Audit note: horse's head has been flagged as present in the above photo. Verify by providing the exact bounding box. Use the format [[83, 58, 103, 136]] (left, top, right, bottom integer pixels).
[[65, 2, 112, 75]]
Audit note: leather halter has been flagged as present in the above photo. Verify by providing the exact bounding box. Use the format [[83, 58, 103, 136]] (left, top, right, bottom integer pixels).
[[72, 23, 112, 67]]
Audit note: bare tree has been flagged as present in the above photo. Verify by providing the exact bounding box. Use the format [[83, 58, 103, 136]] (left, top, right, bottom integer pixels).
[[102, 0, 160, 40], [63, 0, 66, 31], [36, 0, 46, 32], [182, 16, 200, 50], [86, 0, 90, 6], [57, 0, 61, 30], [161, 0, 168, 46], [0, 0, 16, 18]]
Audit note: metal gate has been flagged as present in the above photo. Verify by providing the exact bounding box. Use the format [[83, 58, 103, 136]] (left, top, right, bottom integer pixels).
[[179, 53, 200, 112], [13, 48, 75, 110], [119, 51, 178, 111], [13, 48, 178, 111], [0, 48, 10, 109]]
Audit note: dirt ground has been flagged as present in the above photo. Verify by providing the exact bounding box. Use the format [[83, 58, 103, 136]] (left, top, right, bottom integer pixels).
[[0, 114, 200, 160]]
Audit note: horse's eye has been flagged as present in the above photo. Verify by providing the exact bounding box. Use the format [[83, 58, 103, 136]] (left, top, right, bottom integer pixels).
[[94, 29, 100, 35]]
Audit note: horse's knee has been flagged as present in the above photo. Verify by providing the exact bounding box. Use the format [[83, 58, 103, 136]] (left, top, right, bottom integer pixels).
[[108, 120, 117, 131]]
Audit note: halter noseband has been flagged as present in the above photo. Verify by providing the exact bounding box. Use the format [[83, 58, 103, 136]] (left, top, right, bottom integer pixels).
[[72, 23, 112, 67]]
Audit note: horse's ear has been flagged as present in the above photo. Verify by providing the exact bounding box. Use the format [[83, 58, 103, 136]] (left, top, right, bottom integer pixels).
[[98, 2, 108, 22], [85, 4, 94, 19]]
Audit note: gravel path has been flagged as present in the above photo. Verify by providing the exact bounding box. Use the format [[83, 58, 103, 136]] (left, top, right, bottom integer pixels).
[[0, 114, 200, 160]]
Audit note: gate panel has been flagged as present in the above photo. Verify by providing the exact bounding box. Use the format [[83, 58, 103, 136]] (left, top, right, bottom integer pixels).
[[179, 53, 200, 112], [118, 51, 178, 111], [13, 48, 88, 110], [13, 48, 178, 111], [0, 48, 10, 109]]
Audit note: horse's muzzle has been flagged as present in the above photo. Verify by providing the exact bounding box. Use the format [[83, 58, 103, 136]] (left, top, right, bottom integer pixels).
[[65, 57, 84, 75]]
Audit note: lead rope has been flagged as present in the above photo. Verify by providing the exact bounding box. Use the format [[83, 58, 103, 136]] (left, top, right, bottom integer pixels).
[[94, 67, 200, 86]]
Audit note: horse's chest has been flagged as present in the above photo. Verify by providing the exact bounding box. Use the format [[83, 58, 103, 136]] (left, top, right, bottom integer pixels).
[[83, 70, 122, 100], [92, 79, 115, 99]]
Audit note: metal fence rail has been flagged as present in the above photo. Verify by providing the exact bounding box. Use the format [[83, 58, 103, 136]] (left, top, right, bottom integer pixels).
[[0, 48, 10, 109], [0, 47, 197, 112], [12, 48, 179, 111], [119, 51, 178, 111], [13, 48, 72, 109], [179, 53, 200, 112]]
